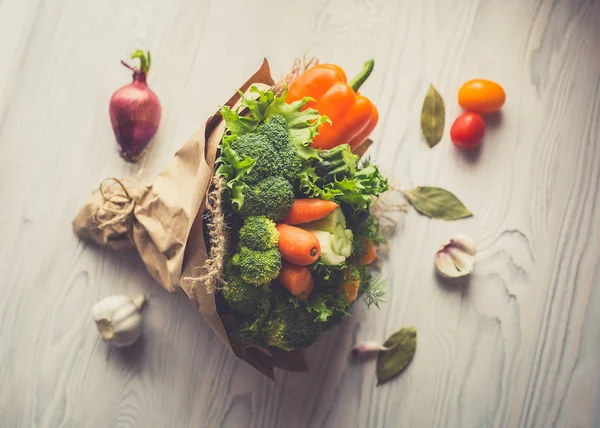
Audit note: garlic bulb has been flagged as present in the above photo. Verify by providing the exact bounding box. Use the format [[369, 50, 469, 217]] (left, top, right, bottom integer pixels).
[[351, 341, 390, 357], [434, 234, 476, 278], [92, 295, 145, 347]]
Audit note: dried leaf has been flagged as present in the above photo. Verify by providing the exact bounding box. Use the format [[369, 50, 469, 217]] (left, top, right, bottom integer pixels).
[[376, 327, 417, 385], [403, 186, 473, 220], [421, 84, 445, 147]]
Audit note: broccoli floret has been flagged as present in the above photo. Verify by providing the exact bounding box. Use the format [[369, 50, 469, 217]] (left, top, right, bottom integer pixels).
[[239, 216, 279, 250], [316, 310, 346, 333], [227, 116, 302, 185], [222, 273, 269, 315], [265, 301, 319, 351], [238, 176, 294, 221], [232, 247, 281, 285], [281, 151, 302, 183], [258, 115, 302, 182], [230, 133, 280, 185], [258, 115, 289, 151], [314, 144, 358, 184], [235, 298, 271, 345]]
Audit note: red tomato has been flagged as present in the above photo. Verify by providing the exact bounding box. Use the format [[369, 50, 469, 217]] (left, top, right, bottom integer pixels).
[[450, 112, 485, 150], [458, 79, 506, 114]]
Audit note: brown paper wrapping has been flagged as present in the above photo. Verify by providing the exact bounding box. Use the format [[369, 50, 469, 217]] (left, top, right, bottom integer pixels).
[[73, 59, 308, 378]]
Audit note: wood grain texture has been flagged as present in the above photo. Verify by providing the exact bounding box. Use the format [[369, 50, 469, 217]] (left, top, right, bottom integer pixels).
[[1, 0, 600, 427]]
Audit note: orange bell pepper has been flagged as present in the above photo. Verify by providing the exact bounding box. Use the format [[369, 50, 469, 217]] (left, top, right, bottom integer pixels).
[[286, 60, 378, 151]]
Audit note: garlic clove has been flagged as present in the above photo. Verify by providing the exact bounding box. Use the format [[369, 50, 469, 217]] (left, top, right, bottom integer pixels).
[[434, 251, 458, 277], [92, 295, 145, 348], [96, 318, 116, 340], [133, 294, 146, 309], [449, 235, 476, 256], [434, 234, 476, 278], [351, 341, 390, 357]]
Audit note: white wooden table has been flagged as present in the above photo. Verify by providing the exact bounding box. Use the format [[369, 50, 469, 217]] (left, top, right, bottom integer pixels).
[[2, 0, 600, 426]]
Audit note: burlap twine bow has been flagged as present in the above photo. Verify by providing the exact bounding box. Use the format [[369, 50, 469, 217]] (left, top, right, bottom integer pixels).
[[73, 176, 146, 251], [94, 178, 139, 231]]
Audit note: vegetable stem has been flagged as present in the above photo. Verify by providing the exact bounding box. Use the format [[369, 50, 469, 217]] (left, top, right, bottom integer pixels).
[[349, 59, 375, 92], [120, 60, 137, 73], [130, 49, 151, 74]]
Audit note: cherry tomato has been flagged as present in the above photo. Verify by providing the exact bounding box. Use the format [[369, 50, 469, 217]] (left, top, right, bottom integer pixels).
[[458, 79, 506, 114], [450, 112, 485, 150]]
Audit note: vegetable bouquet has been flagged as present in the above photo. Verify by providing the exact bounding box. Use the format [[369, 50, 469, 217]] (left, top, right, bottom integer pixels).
[[73, 58, 390, 377]]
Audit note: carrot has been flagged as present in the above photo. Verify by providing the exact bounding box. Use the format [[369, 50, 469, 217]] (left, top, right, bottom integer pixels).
[[342, 267, 360, 302], [359, 239, 377, 265], [298, 276, 314, 301], [276, 224, 321, 265], [281, 199, 339, 225], [278, 262, 313, 298]]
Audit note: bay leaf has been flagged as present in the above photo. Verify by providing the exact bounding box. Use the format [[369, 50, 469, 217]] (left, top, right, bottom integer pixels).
[[420, 84, 445, 147], [403, 186, 473, 220], [376, 327, 417, 385]]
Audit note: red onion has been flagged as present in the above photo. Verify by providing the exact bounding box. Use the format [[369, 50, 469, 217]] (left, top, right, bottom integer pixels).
[[109, 50, 161, 162]]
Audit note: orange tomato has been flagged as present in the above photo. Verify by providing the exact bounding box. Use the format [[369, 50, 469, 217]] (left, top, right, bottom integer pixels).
[[458, 79, 506, 114]]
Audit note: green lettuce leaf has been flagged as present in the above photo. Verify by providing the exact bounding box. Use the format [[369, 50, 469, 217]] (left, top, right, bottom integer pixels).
[[266, 95, 329, 160], [215, 139, 254, 209], [216, 86, 330, 209], [235, 300, 270, 346], [215, 138, 256, 180], [310, 258, 347, 282], [306, 296, 334, 322], [220, 85, 327, 159], [220, 87, 275, 136], [298, 161, 389, 211]]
